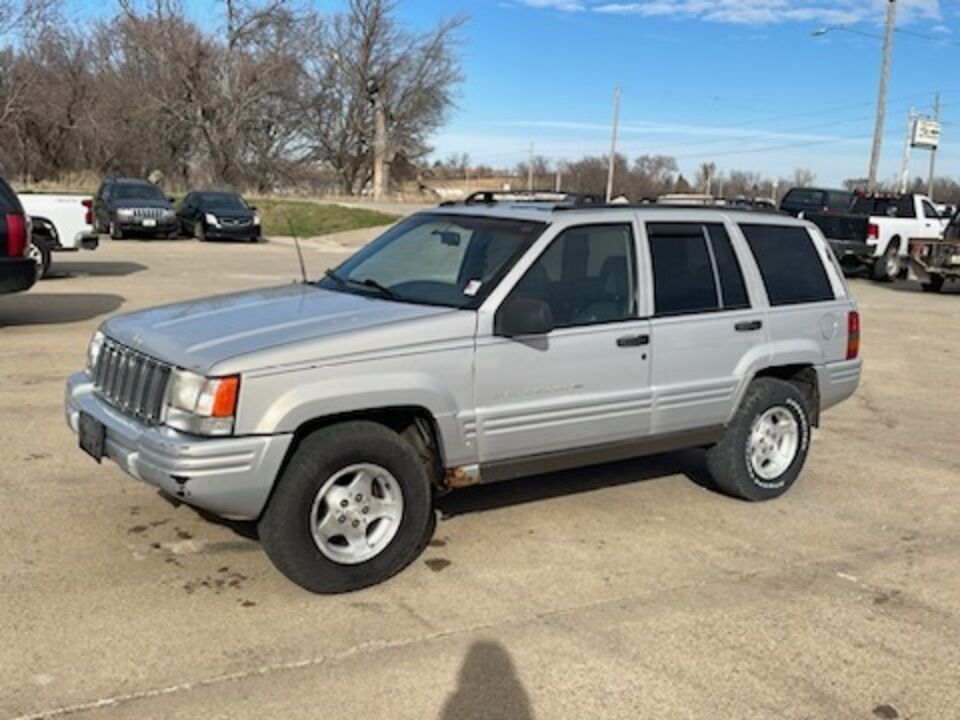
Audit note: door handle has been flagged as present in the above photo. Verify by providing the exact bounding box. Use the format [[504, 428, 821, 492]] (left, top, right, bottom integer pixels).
[[735, 320, 763, 332], [617, 334, 650, 347]]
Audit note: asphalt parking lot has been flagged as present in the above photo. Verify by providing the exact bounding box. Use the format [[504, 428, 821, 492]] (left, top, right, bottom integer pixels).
[[2, 233, 959, 720]]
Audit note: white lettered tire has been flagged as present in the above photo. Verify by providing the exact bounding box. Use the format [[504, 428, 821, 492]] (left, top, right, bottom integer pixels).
[[705, 378, 812, 501]]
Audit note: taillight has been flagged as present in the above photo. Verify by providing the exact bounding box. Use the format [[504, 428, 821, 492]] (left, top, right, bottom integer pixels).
[[5, 213, 27, 257], [847, 311, 860, 360], [82, 198, 93, 225], [867, 223, 879, 239]]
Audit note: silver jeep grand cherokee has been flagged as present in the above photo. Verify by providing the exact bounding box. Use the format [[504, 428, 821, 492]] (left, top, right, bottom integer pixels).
[[66, 194, 862, 593]]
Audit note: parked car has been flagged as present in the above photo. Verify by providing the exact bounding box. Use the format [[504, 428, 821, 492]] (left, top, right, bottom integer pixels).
[[19, 192, 98, 278], [92, 178, 178, 240], [0, 175, 36, 295], [66, 199, 862, 593], [907, 207, 960, 293], [779, 187, 853, 217], [177, 190, 261, 242], [806, 193, 947, 281]]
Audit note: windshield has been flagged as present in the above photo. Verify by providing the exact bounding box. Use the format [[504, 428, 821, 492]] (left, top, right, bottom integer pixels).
[[319, 213, 547, 309], [114, 184, 165, 201], [200, 193, 248, 211], [782, 189, 825, 208]]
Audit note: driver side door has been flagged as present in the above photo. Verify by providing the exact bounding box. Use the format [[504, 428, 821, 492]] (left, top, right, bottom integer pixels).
[[473, 221, 653, 470]]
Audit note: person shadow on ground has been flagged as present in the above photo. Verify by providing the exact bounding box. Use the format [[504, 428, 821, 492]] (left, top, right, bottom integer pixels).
[[439, 640, 534, 720]]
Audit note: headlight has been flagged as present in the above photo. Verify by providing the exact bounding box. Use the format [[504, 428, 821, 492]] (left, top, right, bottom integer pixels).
[[162, 208, 176, 219], [87, 330, 105, 373], [253, 214, 261, 226], [164, 369, 239, 436], [117, 208, 133, 218], [204, 213, 220, 227]]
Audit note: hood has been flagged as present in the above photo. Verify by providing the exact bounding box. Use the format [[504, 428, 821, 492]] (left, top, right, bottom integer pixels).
[[204, 208, 255, 220], [102, 284, 459, 374]]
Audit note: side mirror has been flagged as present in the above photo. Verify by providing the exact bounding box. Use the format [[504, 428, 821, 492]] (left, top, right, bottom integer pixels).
[[249, 205, 257, 212], [495, 296, 554, 337], [168, 196, 176, 203]]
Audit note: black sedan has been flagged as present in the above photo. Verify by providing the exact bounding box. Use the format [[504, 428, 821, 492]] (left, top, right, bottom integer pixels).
[[178, 191, 262, 242]]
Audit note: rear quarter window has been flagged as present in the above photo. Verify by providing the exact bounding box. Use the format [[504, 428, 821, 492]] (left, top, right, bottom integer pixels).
[[740, 224, 835, 306], [0, 176, 22, 213]]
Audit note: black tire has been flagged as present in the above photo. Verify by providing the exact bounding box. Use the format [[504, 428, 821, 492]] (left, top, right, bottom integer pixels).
[[705, 378, 812, 502], [27, 239, 52, 279], [871, 241, 899, 282], [109, 221, 124, 240], [922, 275, 945, 293], [258, 421, 436, 594], [194, 221, 206, 241]]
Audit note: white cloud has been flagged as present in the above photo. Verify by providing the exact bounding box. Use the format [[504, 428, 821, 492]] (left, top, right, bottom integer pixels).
[[515, 0, 587, 11], [519, 0, 943, 26]]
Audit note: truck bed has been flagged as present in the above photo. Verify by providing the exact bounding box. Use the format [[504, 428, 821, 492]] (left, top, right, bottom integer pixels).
[[805, 212, 869, 242]]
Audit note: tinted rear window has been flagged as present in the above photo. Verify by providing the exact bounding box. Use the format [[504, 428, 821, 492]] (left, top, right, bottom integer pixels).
[[851, 196, 915, 218], [741, 224, 835, 306], [782, 189, 825, 208]]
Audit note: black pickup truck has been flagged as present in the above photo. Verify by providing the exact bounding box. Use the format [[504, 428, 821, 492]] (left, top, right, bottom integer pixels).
[[0, 175, 36, 295]]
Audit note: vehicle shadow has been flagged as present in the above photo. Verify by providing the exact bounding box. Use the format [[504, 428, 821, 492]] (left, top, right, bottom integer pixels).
[[46, 261, 147, 279], [438, 641, 533, 720], [436, 448, 715, 519], [884, 278, 960, 294], [0, 293, 125, 326]]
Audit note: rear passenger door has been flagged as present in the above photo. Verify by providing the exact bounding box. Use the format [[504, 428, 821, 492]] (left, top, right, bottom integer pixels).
[[645, 221, 767, 434]]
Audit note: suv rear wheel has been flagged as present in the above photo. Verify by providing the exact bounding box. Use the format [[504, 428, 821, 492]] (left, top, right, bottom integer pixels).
[[706, 378, 812, 501], [258, 421, 435, 594]]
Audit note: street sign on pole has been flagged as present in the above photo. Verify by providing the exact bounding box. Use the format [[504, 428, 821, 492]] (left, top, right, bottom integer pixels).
[[912, 117, 941, 150]]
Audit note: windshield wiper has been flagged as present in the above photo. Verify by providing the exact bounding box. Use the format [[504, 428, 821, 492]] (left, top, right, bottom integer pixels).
[[324, 269, 402, 301]]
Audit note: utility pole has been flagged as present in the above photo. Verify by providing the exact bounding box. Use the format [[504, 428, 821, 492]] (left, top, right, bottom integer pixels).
[[868, 0, 897, 193], [605, 86, 622, 203], [527, 142, 534, 191], [928, 92, 941, 198], [368, 79, 388, 201], [899, 107, 915, 194], [555, 168, 562, 192]]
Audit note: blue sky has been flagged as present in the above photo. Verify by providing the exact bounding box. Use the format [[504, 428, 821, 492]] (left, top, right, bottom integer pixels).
[[393, 0, 960, 186], [61, 0, 960, 187]]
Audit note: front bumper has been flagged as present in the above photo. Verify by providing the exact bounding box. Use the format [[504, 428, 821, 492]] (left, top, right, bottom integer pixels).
[[115, 218, 179, 235], [206, 224, 260, 240], [65, 372, 293, 520], [0, 257, 37, 294]]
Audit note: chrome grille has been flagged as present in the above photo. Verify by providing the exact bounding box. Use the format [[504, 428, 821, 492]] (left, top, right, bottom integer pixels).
[[131, 207, 166, 220], [221, 217, 252, 227], [93, 339, 171, 424]]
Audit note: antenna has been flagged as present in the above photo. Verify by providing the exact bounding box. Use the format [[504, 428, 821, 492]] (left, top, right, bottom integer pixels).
[[286, 217, 308, 284]]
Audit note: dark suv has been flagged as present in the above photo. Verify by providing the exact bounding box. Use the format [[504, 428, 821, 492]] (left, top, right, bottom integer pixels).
[[0, 175, 35, 295], [93, 178, 178, 240]]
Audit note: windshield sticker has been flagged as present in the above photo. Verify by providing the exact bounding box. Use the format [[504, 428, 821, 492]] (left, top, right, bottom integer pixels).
[[464, 280, 483, 296]]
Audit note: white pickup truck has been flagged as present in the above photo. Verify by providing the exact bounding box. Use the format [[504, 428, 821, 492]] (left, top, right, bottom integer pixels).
[[805, 193, 948, 281], [18, 192, 98, 278]]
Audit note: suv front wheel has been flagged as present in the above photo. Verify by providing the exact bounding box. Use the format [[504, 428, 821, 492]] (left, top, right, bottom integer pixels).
[[706, 378, 812, 501], [259, 421, 435, 594]]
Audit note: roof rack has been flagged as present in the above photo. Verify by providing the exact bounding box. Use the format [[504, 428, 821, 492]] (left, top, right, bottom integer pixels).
[[553, 202, 785, 215], [440, 190, 604, 207]]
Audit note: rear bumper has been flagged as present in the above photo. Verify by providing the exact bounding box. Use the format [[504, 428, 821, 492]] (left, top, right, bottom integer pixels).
[[0, 257, 37, 294], [65, 372, 293, 520], [818, 358, 863, 413], [828, 239, 875, 265]]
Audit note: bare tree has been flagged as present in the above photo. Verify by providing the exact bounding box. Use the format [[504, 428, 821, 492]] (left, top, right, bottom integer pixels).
[[302, 0, 464, 194]]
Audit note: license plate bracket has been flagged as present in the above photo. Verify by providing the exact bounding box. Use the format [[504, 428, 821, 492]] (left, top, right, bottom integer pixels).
[[79, 412, 106, 462], [142, 218, 157, 228]]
